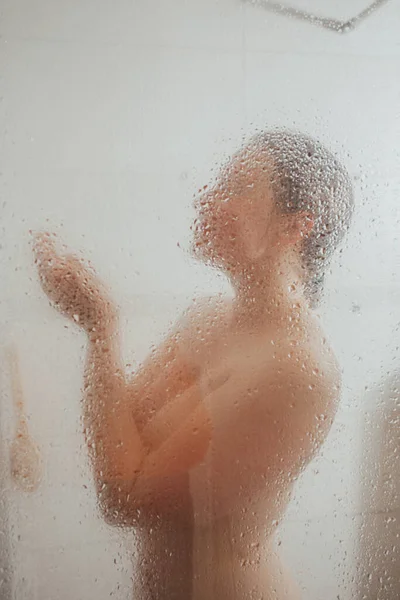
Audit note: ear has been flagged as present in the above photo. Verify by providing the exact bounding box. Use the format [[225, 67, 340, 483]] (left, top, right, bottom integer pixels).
[[281, 212, 314, 247]]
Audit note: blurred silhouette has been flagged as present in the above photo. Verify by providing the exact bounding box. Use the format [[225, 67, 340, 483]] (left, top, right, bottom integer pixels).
[[33, 129, 354, 599]]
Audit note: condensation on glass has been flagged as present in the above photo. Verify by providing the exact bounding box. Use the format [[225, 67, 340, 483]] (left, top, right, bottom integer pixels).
[[0, 1, 399, 599]]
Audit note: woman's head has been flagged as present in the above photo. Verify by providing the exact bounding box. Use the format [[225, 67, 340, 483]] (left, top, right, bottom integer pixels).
[[193, 129, 354, 304]]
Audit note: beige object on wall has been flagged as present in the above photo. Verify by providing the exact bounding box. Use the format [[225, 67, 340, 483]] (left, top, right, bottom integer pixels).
[[7, 345, 42, 493]]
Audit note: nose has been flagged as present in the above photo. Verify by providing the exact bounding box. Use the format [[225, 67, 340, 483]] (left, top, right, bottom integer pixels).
[[194, 184, 210, 208], [200, 183, 234, 206], [195, 188, 220, 218]]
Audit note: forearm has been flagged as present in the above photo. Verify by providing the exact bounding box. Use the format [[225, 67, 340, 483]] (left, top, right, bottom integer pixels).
[[83, 329, 211, 524], [83, 325, 145, 487], [112, 401, 211, 519], [82, 316, 208, 524]]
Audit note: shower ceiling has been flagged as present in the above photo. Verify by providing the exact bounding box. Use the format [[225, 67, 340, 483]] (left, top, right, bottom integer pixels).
[[243, 0, 392, 32]]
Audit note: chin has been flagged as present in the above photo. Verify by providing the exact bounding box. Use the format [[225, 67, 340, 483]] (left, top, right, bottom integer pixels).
[[191, 228, 239, 271], [192, 241, 213, 264]]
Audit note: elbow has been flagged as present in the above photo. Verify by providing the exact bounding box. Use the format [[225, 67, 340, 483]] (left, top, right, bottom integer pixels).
[[94, 476, 171, 528], [95, 479, 141, 528], [91, 453, 145, 528]]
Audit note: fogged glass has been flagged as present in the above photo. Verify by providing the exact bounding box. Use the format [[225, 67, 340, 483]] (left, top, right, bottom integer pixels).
[[1, 1, 399, 599]]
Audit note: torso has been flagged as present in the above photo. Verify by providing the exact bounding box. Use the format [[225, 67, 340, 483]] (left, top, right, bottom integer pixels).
[[137, 297, 339, 599]]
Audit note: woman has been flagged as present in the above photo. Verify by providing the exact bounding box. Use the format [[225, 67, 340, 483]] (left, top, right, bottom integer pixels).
[[34, 129, 353, 599]]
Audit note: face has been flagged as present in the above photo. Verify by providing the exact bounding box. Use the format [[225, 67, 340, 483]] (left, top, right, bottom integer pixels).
[[192, 148, 281, 273]]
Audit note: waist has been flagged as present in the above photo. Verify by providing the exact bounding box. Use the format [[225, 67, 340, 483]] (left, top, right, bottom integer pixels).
[[193, 515, 280, 577], [192, 527, 299, 600]]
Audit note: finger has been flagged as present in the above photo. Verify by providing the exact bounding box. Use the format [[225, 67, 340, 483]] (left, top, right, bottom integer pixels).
[[34, 234, 87, 275], [32, 232, 59, 265]]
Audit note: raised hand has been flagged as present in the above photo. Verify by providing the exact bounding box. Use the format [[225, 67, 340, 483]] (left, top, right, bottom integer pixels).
[[33, 233, 117, 336]]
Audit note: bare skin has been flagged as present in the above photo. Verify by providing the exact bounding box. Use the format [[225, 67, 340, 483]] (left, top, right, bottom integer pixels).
[[33, 150, 341, 599]]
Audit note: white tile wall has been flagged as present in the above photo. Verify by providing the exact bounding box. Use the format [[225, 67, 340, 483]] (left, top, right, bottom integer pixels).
[[1, 0, 400, 598]]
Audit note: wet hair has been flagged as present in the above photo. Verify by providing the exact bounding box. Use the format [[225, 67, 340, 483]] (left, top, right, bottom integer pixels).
[[251, 129, 354, 305]]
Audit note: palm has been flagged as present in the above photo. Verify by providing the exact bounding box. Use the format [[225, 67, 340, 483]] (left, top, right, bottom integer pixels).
[[34, 234, 115, 333]]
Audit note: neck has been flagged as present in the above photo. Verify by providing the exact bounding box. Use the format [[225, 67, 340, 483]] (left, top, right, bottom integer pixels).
[[229, 259, 309, 329]]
